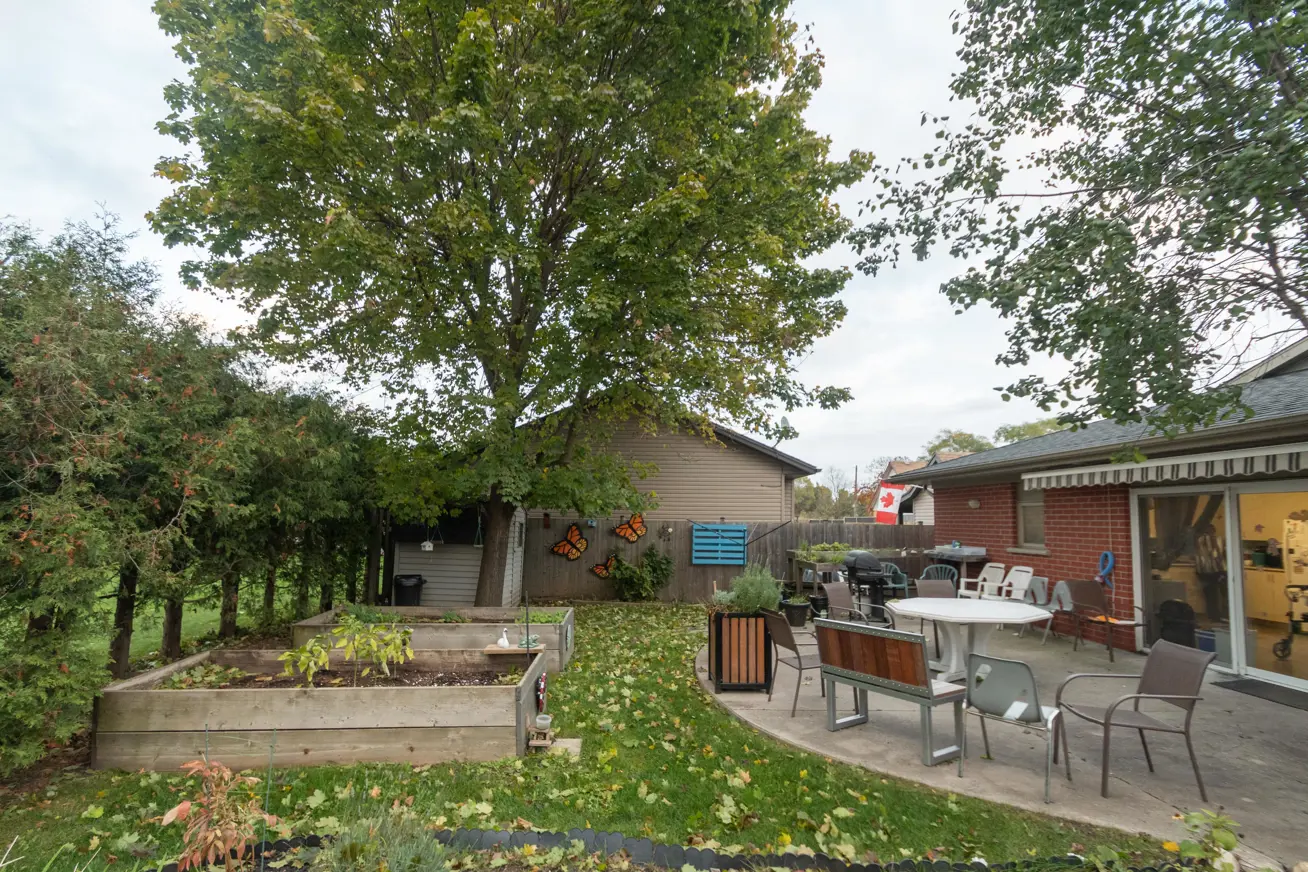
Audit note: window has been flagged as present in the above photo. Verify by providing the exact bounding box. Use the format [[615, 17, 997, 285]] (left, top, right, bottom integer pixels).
[[1017, 487, 1046, 547]]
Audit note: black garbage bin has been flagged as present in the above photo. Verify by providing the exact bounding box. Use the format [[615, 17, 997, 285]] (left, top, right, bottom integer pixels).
[[393, 574, 425, 606]]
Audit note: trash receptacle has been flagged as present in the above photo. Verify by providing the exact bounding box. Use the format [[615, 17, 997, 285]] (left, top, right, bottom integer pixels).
[[393, 574, 425, 606]]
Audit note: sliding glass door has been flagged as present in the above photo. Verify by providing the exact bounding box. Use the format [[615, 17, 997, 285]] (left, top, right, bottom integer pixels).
[[1234, 488, 1308, 688], [1136, 491, 1231, 667]]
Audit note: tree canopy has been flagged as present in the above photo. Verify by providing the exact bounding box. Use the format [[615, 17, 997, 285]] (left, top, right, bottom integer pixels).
[[855, 0, 1308, 434], [150, 0, 870, 603], [922, 429, 994, 457], [993, 417, 1067, 445]]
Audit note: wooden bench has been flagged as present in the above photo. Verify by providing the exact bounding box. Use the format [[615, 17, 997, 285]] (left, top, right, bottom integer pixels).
[[815, 618, 964, 766]]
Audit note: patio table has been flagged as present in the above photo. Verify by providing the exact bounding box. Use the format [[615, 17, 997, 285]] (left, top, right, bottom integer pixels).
[[885, 598, 1050, 682]]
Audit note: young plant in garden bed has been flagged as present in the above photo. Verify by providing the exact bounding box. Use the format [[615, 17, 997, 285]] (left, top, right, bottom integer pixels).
[[331, 615, 414, 685], [279, 636, 332, 688]]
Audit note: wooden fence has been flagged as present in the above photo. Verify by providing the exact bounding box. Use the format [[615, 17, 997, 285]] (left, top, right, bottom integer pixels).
[[523, 518, 936, 602]]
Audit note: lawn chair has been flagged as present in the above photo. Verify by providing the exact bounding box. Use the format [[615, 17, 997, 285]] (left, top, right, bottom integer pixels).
[[1065, 579, 1144, 662], [960, 653, 1070, 803], [821, 581, 894, 626], [912, 576, 957, 659], [920, 564, 959, 585], [959, 563, 1005, 599], [1056, 640, 1216, 800], [981, 566, 1034, 603], [761, 609, 823, 717], [883, 564, 912, 599]]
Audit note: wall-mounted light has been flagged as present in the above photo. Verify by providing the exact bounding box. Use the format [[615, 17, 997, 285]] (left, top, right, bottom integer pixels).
[[967, 499, 981, 509]]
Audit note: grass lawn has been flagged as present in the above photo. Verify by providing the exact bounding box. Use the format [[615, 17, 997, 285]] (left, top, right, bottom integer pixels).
[[0, 604, 1166, 870]]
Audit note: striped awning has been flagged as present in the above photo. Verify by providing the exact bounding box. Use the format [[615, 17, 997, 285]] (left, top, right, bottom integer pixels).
[[1022, 442, 1308, 490]]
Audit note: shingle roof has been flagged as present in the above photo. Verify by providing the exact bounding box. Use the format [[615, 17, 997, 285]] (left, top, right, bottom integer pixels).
[[886, 459, 928, 476], [712, 424, 820, 477], [890, 366, 1308, 484]]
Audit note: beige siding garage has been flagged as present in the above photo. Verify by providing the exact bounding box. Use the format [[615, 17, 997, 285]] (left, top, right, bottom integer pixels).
[[393, 544, 483, 607]]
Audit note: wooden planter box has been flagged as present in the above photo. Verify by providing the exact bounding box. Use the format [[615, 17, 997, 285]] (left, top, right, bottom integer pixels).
[[90, 648, 546, 771], [292, 606, 575, 673], [707, 612, 772, 693]]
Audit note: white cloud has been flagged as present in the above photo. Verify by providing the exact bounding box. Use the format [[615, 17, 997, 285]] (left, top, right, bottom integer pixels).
[[0, 0, 1065, 476]]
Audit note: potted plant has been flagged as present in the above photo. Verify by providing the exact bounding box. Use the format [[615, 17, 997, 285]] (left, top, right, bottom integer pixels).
[[707, 565, 782, 693], [781, 593, 810, 628]]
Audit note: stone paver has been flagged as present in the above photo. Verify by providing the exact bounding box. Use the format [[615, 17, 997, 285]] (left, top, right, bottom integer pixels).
[[697, 626, 1304, 866]]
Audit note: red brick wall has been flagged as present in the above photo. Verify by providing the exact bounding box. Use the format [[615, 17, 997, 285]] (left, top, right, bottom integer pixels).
[[934, 482, 1137, 649]]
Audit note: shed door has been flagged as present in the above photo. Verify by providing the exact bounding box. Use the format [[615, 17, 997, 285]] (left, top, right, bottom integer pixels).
[[393, 543, 484, 607]]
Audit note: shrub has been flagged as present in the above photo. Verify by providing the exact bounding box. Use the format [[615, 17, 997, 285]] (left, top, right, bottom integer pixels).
[[339, 602, 390, 624], [278, 636, 331, 687], [313, 812, 448, 872], [609, 548, 675, 602], [160, 759, 278, 872], [716, 565, 783, 614]]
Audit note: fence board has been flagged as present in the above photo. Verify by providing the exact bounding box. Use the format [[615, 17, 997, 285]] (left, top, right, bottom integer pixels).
[[523, 518, 936, 602]]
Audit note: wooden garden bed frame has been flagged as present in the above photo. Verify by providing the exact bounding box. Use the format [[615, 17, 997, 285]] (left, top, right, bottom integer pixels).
[[90, 649, 546, 771], [291, 606, 575, 672]]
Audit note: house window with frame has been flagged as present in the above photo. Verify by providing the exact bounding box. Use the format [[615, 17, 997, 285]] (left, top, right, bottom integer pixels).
[[1017, 486, 1045, 547]]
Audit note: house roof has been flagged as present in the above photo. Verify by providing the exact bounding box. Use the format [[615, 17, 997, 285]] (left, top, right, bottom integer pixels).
[[890, 360, 1308, 486], [885, 459, 928, 476], [712, 423, 820, 478], [930, 451, 972, 464]]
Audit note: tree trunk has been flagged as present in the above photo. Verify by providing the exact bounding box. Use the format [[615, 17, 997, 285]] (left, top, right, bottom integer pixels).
[[161, 598, 183, 660], [474, 490, 516, 606], [318, 551, 334, 614], [346, 548, 360, 604], [296, 553, 312, 619], [380, 519, 394, 605], [219, 570, 239, 639], [364, 508, 382, 605], [108, 564, 139, 678], [263, 559, 278, 625]]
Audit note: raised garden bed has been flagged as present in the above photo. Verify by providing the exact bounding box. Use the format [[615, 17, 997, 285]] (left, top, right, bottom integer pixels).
[[291, 606, 575, 672], [90, 648, 546, 771]]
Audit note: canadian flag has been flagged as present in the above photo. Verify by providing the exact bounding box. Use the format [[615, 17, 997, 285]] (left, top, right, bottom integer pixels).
[[874, 483, 906, 524]]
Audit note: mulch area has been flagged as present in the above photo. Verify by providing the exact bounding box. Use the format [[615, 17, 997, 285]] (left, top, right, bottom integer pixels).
[[0, 732, 90, 800], [178, 667, 511, 689]]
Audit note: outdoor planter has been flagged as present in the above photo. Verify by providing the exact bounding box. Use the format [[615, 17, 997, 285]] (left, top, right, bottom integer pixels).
[[707, 611, 773, 693], [90, 648, 547, 771], [292, 606, 575, 672], [781, 600, 810, 628]]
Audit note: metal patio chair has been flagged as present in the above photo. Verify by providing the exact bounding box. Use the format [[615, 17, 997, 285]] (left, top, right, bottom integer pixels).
[[1065, 578, 1145, 662], [761, 609, 823, 717], [912, 576, 957, 658], [1056, 639, 1216, 800], [961, 653, 1070, 803], [822, 581, 895, 626]]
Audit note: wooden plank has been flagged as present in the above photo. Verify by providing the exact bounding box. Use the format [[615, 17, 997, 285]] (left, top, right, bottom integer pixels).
[[106, 651, 212, 691], [91, 727, 517, 771], [514, 653, 548, 756]]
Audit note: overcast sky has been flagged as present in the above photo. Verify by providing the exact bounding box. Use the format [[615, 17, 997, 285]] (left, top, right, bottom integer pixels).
[[0, 1, 1062, 482]]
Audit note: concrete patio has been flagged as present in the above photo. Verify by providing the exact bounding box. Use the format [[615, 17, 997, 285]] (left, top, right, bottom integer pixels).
[[697, 625, 1305, 866]]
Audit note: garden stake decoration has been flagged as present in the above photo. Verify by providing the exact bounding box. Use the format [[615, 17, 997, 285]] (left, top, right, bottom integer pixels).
[[591, 554, 617, 578], [550, 524, 588, 560]]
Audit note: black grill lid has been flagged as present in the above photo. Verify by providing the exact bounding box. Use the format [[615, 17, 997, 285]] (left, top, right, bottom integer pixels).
[[842, 550, 883, 574]]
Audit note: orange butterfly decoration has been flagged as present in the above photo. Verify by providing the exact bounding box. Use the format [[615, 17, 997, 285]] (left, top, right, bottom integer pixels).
[[613, 512, 647, 543], [591, 554, 617, 578], [550, 524, 588, 560]]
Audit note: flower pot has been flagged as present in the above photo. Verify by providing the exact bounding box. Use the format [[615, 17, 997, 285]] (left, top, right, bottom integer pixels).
[[782, 600, 809, 628], [707, 612, 773, 693]]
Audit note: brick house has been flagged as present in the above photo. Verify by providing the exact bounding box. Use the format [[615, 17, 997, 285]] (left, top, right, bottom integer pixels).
[[890, 339, 1308, 693]]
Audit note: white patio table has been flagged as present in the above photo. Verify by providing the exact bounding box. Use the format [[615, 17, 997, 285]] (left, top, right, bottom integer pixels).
[[885, 598, 1050, 681]]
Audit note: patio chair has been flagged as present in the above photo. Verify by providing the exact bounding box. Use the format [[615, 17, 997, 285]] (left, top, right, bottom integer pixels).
[[981, 566, 1034, 603], [883, 564, 912, 599], [960, 653, 1070, 803], [958, 563, 1005, 599], [1056, 640, 1216, 800], [912, 576, 957, 658], [1017, 576, 1053, 639], [1065, 579, 1145, 662], [761, 609, 823, 717], [822, 581, 895, 627], [920, 564, 959, 585]]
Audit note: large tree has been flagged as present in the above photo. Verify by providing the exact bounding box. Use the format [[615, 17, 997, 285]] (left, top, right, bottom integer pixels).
[[855, 0, 1308, 434], [151, 0, 869, 603]]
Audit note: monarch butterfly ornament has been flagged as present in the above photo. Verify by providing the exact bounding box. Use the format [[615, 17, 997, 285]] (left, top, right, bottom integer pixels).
[[613, 513, 647, 543], [550, 524, 588, 560], [591, 554, 617, 578]]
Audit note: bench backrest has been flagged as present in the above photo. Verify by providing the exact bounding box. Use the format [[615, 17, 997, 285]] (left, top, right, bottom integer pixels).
[[815, 618, 933, 700]]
